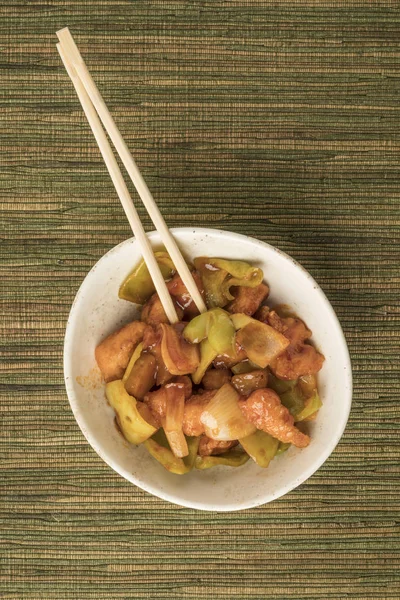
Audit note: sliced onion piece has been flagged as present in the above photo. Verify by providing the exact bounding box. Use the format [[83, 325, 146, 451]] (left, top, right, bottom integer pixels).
[[200, 383, 256, 441], [163, 384, 188, 457], [159, 323, 200, 376], [236, 321, 289, 368]]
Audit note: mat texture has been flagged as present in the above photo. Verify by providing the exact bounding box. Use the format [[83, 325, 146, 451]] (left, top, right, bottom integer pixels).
[[1, 1, 399, 599]]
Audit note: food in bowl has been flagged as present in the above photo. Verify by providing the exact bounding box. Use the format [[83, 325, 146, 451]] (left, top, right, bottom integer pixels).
[[95, 253, 325, 474]]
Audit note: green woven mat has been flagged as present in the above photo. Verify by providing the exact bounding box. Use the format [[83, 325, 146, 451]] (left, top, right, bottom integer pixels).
[[1, 1, 399, 599]]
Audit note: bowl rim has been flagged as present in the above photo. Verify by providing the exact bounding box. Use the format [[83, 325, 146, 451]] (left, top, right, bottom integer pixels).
[[64, 226, 352, 511]]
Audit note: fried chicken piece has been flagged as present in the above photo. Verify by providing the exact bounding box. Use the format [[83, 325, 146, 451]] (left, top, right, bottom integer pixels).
[[141, 293, 184, 326], [268, 311, 311, 343], [266, 310, 287, 333], [201, 368, 231, 390], [271, 345, 325, 380], [267, 311, 324, 380], [285, 319, 312, 346], [167, 271, 205, 319], [142, 324, 158, 351], [142, 376, 191, 418], [254, 305, 270, 323], [198, 437, 238, 456], [95, 321, 148, 383], [226, 283, 269, 316], [182, 390, 216, 436], [239, 388, 310, 448], [144, 388, 215, 436]]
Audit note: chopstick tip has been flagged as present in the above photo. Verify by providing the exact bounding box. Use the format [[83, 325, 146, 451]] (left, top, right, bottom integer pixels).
[[56, 26, 70, 37]]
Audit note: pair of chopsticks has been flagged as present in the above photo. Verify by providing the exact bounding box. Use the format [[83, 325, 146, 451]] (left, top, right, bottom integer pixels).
[[56, 28, 207, 323]]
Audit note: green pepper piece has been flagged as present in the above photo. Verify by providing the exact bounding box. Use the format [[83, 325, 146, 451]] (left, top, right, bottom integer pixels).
[[280, 386, 305, 419], [119, 251, 175, 304], [193, 258, 228, 307], [192, 339, 218, 384], [276, 442, 291, 455], [182, 311, 209, 343], [221, 275, 263, 303], [208, 310, 236, 355], [144, 430, 200, 474], [280, 383, 322, 422], [203, 258, 263, 302], [183, 308, 236, 356], [150, 428, 169, 447], [182, 437, 201, 470], [295, 391, 322, 422], [211, 258, 262, 280], [239, 430, 279, 468], [267, 371, 297, 395], [194, 258, 264, 308], [195, 451, 249, 470], [106, 380, 157, 445], [268, 372, 322, 421]]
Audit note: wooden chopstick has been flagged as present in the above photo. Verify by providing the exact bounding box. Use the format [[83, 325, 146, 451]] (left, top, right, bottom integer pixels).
[[56, 27, 207, 316], [56, 43, 180, 324]]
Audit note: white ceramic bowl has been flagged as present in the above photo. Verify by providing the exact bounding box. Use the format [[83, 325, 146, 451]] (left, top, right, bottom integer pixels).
[[64, 227, 352, 511]]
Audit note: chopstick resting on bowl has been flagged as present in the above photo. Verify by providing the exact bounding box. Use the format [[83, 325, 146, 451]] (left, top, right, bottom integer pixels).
[[56, 28, 207, 323], [56, 43, 179, 323]]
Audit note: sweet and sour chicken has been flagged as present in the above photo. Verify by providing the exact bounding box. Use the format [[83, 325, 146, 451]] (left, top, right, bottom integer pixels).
[[95, 255, 324, 473]]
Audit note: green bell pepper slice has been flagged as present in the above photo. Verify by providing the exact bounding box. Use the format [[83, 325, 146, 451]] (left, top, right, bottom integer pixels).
[[195, 451, 249, 470], [119, 251, 175, 304], [239, 430, 279, 468], [183, 308, 236, 355], [267, 371, 297, 395], [144, 430, 200, 474], [268, 373, 322, 421], [194, 257, 263, 308], [106, 380, 157, 445], [295, 391, 322, 421], [279, 382, 322, 422]]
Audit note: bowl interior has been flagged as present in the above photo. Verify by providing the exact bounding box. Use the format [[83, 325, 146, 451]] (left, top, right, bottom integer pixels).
[[64, 227, 352, 511]]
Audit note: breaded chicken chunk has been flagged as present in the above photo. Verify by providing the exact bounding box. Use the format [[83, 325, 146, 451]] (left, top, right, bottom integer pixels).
[[227, 283, 269, 316], [95, 321, 147, 383], [239, 388, 310, 448]]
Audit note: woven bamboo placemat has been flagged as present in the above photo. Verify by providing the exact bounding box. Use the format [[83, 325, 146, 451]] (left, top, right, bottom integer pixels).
[[1, 1, 399, 598]]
